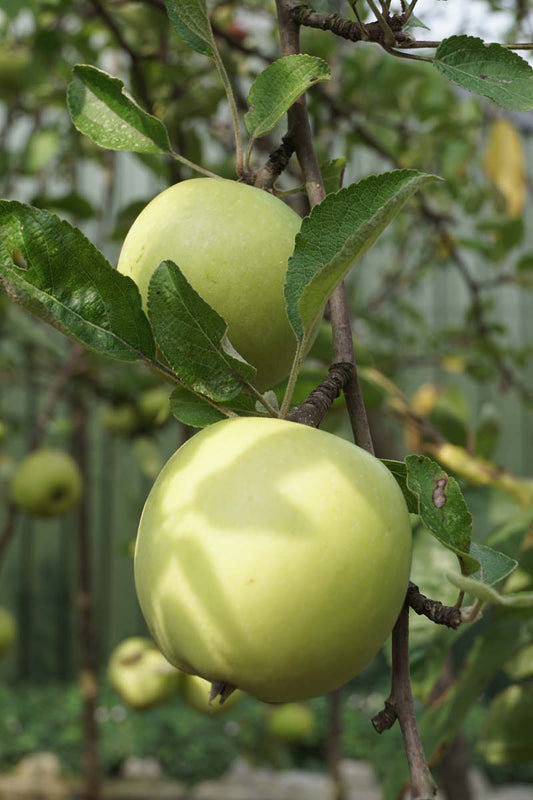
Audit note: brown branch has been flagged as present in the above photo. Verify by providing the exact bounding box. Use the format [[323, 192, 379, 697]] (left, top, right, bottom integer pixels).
[[254, 135, 295, 190], [372, 605, 437, 799], [88, 0, 153, 111], [72, 388, 101, 800], [0, 505, 18, 578], [287, 362, 353, 427], [275, 0, 374, 452], [406, 582, 462, 629], [289, 2, 410, 46]]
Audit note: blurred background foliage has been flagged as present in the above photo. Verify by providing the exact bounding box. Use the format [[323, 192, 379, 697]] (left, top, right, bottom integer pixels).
[[1, 0, 533, 794]]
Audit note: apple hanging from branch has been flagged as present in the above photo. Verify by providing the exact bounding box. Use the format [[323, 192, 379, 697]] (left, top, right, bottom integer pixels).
[[134, 417, 412, 703]]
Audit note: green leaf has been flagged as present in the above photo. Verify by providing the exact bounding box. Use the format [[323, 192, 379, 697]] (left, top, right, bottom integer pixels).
[[285, 170, 438, 344], [148, 260, 255, 402], [447, 572, 533, 607], [67, 65, 171, 154], [434, 36, 533, 111], [0, 202, 155, 361], [169, 386, 256, 428], [245, 56, 330, 141], [405, 454, 479, 574], [470, 543, 518, 586], [163, 0, 214, 58], [320, 157, 347, 195], [381, 459, 419, 513]]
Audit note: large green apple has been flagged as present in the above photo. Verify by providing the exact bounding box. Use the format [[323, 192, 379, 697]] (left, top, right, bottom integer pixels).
[[9, 449, 82, 517], [117, 178, 304, 391], [108, 636, 182, 710], [0, 607, 16, 658], [181, 673, 242, 716], [134, 417, 412, 703], [267, 703, 316, 743]]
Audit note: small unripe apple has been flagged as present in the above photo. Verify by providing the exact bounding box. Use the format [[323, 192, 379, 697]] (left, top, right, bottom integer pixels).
[[10, 449, 82, 517], [117, 178, 305, 390], [108, 637, 182, 710], [267, 703, 316, 743], [0, 607, 16, 658], [137, 387, 170, 427], [134, 417, 412, 703], [181, 673, 242, 716], [101, 404, 139, 435]]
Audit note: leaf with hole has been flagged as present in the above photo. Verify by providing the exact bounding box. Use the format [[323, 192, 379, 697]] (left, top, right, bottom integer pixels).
[[405, 454, 479, 574], [0, 202, 154, 361]]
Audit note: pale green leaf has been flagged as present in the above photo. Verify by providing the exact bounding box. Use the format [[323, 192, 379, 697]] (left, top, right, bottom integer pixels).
[[470, 543, 518, 586], [245, 55, 330, 141], [285, 170, 438, 344], [434, 36, 533, 110], [447, 572, 533, 607], [67, 65, 171, 154]]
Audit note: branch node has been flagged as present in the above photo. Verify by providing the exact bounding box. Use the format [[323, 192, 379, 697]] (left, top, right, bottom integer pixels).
[[287, 362, 354, 427], [254, 135, 295, 190], [372, 699, 398, 733], [407, 582, 462, 629]]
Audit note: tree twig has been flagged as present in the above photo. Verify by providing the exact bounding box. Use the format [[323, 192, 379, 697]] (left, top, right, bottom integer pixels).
[[372, 605, 437, 799], [72, 387, 101, 800], [254, 135, 295, 189], [287, 362, 353, 426], [275, 0, 374, 451], [406, 582, 462, 629]]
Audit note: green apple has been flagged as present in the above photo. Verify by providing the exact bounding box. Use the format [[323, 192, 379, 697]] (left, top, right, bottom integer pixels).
[[181, 673, 242, 716], [137, 387, 170, 428], [108, 637, 182, 710], [101, 404, 139, 435], [117, 178, 305, 391], [0, 607, 16, 658], [267, 703, 316, 743], [134, 417, 412, 703], [479, 683, 533, 764], [10, 449, 82, 517]]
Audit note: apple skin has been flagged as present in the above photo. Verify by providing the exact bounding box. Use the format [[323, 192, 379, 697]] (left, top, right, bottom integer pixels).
[[0, 607, 17, 658], [181, 673, 242, 716], [134, 417, 412, 703], [9, 449, 82, 517], [108, 637, 182, 710], [267, 703, 316, 743], [117, 178, 304, 391]]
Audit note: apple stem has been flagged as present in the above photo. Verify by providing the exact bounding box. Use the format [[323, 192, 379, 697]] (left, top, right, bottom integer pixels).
[[209, 679, 237, 705]]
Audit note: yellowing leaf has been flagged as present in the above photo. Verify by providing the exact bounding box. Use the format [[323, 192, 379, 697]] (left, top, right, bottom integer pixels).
[[484, 118, 527, 218]]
